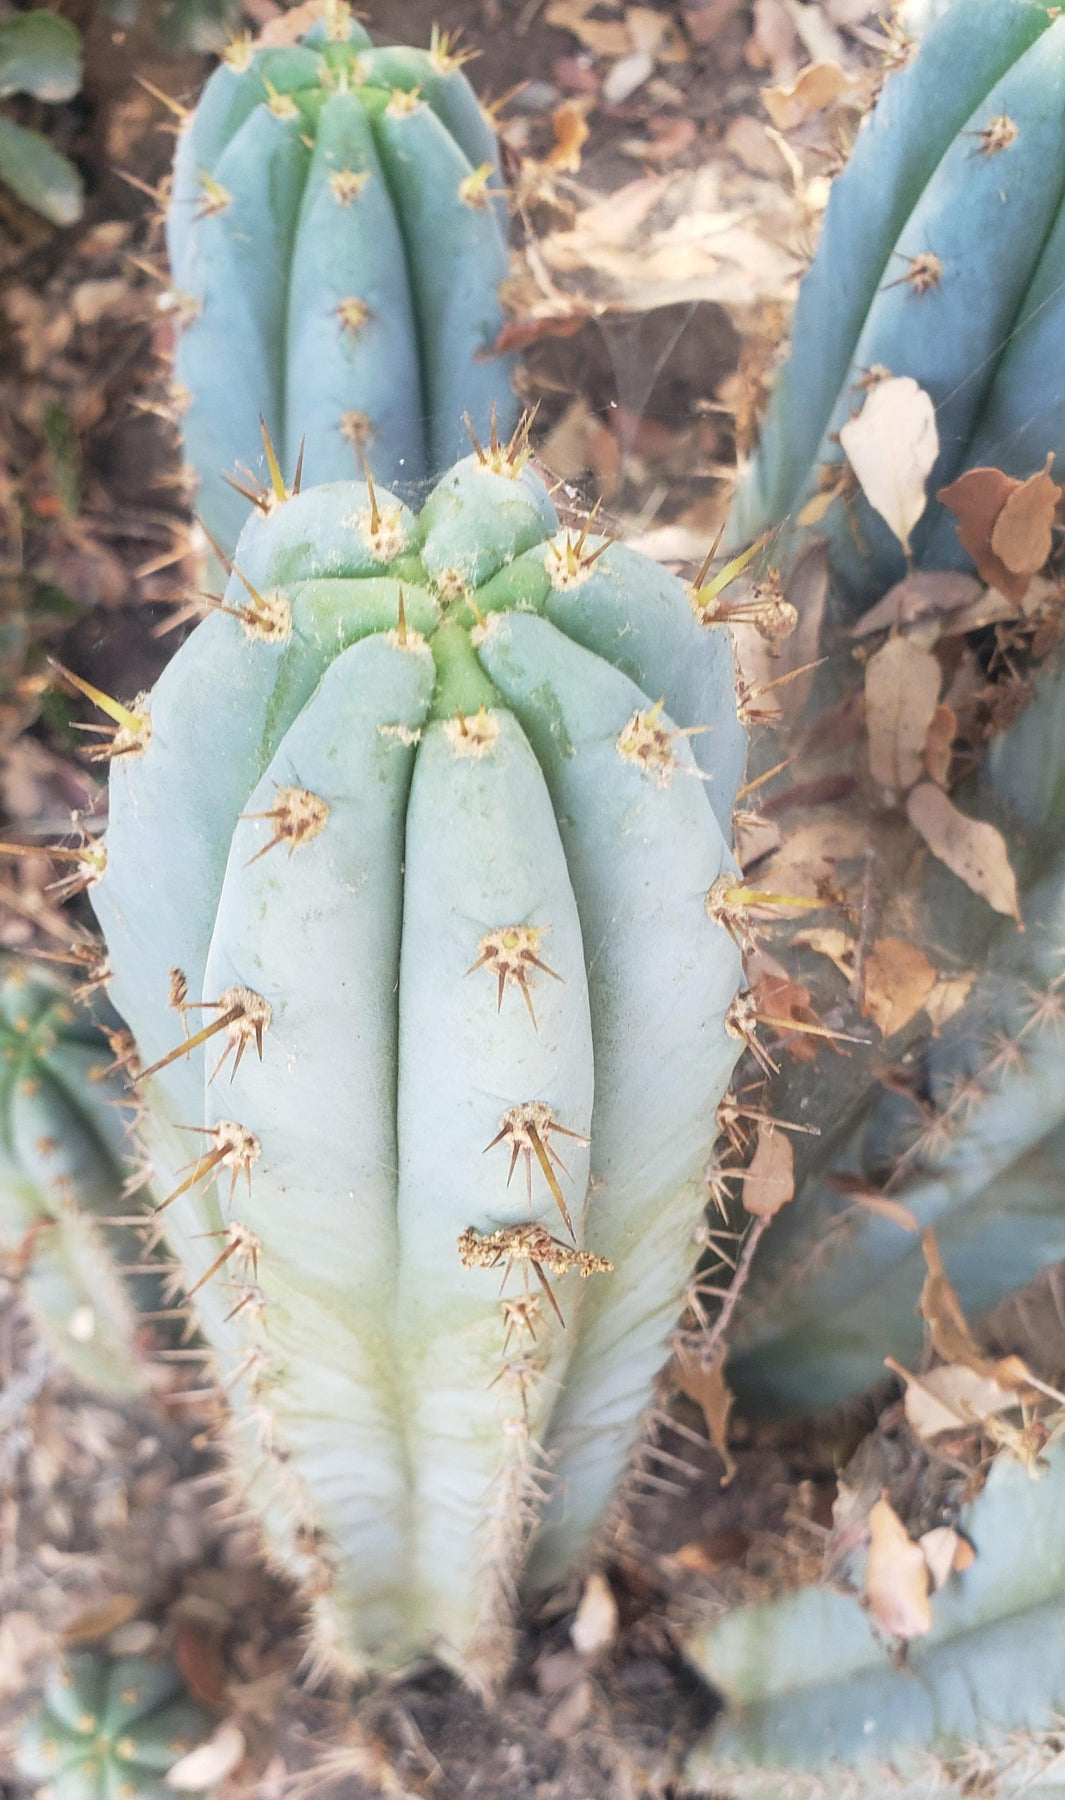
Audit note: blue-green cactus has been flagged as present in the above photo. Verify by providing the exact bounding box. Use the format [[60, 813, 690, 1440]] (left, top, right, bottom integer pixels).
[[88, 442, 748, 1683], [684, 1442, 1065, 1797], [15, 1653, 212, 1800], [727, 0, 1065, 601], [0, 11, 83, 226], [0, 956, 155, 1396], [167, 1, 518, 558]]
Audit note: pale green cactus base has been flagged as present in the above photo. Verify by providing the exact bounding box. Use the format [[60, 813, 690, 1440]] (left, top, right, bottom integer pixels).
[[91, 447, 748, 1684], [684, 1445, 1065, 1799], [15, 1653, 212, 1800]]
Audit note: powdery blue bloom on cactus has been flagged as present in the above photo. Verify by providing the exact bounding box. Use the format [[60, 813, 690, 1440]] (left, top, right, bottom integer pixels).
[[90, 442, 748, 1684], [167, 0, 518, 557]]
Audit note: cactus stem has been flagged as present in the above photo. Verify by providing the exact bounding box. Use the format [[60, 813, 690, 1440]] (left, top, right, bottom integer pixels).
[[135, 986, 270, 1085], [882, 249, 943, 295], [240, 785, 330, 864], [467, 924, 562, 1028], [484, 1101, 588, 1241], [187, 1222, 261, 1297]]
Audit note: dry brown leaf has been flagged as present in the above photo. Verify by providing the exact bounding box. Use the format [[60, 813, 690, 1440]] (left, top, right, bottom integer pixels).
[[907, 781, 1020, 920], [924, 970, 977, 1033], [792, 925, 855, 981], [761, 59, 850, 129], [922, 702, 956, 786], [62, 1595, 141, 1645], [919, 1525, 964, 1590], [741, 1121, 795, 1216], [839, 377, 938, 554], [165, 1724, 245, 1792], [865, 633, 942, 795], [991, 455, 1060, 577], [570, 1572, 619, 1657], [864, 1496, 933, 1639], [918, 1227, 984, 1366], [547, 101, 591, 172], [889, 1357, 1020, 1440], [937, 466, 1027, 604], [848, 1189, 920, 1231], [674, 1343, 736, 1481], [545, 0, 633, 54], [849, 571, 983, 640], [861, 936, 938, 1039]]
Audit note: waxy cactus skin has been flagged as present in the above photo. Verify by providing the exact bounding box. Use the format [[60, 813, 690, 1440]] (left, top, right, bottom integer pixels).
[[728, 0, 1065, 599], [15, 1654, 211, 1800], [0, 958, 153, 1395], [167, 4, 518, 558], [90, 445, 748, 1683]]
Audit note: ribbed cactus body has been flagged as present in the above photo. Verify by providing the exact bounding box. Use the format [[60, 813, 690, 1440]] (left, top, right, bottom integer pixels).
[[15, 1654, 211, 1800], [728, 0, 1065, 599], [0, 959, 152, 1395], [167, 8, 518, 557], [729, 663, 1065, 1418], [91, 452, 747, 1680], [684, 1443, 1065, 1797]]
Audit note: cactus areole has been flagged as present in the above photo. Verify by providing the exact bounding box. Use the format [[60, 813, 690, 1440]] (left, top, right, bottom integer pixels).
[[167, 3, 519, 558], [728, 0, 1065, 599], [91, 444, 747, 1683]]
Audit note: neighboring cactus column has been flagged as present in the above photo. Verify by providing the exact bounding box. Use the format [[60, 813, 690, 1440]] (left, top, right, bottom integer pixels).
[[89, 442, 748, 1682], [167, 2, 518, 556]]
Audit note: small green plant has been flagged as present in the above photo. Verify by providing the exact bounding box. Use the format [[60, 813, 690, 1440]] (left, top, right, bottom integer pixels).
[[15, 1653, 212, 1800], [167, 0, 518, 557], [88, 439, 751, 1683], [0, 10, 83, 226]]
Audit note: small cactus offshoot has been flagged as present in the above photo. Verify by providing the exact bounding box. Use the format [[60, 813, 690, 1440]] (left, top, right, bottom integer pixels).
[[15, 1653, 212, 1800]]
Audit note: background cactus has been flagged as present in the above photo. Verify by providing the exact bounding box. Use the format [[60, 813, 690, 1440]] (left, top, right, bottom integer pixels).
[[87, 443, 749, 1684], [15, 1653, 211, 1800], [0, 9, 83, 226], [727, 0, 1065, 600], [684, 1441, 1065, 1798], [727, 653, 1065, 1418], [167, 2, 519, 558], [0, 955, 157, 1397]]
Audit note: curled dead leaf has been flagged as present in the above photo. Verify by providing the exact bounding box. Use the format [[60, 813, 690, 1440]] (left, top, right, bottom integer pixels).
[[674, 1343, 736, 1482], [919, 1524, 964, 1590], [923, 969, 977, 1033], [741, 1121, 795, 1217], [839, 377, 938, 554], [547, 101, 591, 173], [165, 1723, 245, 1792], [922, 702, 956, 786], [864, 1495, 932, 1639], [864, 633, 942, 796], [907, 781, 1020, 920], [761, 59, 851, 129], [887, 1357, 1021, 1441], [861, 936, 938, 1039], [990, 455, 1060, 578], [937, 461, 1059, 604], [570, 1572, 619, 1658]]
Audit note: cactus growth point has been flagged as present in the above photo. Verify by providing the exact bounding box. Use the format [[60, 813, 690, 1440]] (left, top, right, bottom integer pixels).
[[0, 957, 154, 1395], [167, 2, 519, 557], [728, 0, 1065, 600], [90, 444, 748, 1682], [15, 1653, 212, 1800]]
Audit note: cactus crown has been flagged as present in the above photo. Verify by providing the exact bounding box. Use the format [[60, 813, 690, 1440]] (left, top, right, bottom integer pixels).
[[15, 1653, 211, 1800]]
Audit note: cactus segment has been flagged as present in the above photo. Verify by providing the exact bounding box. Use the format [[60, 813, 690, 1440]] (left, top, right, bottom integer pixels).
[[92, 456, 747, 1678], [728, 0, 1065, 599], [475, 612, 743, 1587], [16, 1653, 211, 1800], [683, 1444, 1065, 1797], [167, 23, 517, 554], [0, 961, 153, 1395]]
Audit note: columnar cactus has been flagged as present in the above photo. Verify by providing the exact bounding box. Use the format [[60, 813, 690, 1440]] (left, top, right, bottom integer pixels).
[[728, 660, 1065, 1417], [0, 956, 154, 1395], [684, 1441, 1065, 1796], [15, 1653, 211, 1800], [728, 0, 1065, 598], [89, 442, 748, 1681], [167, 1, 519, 557]]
